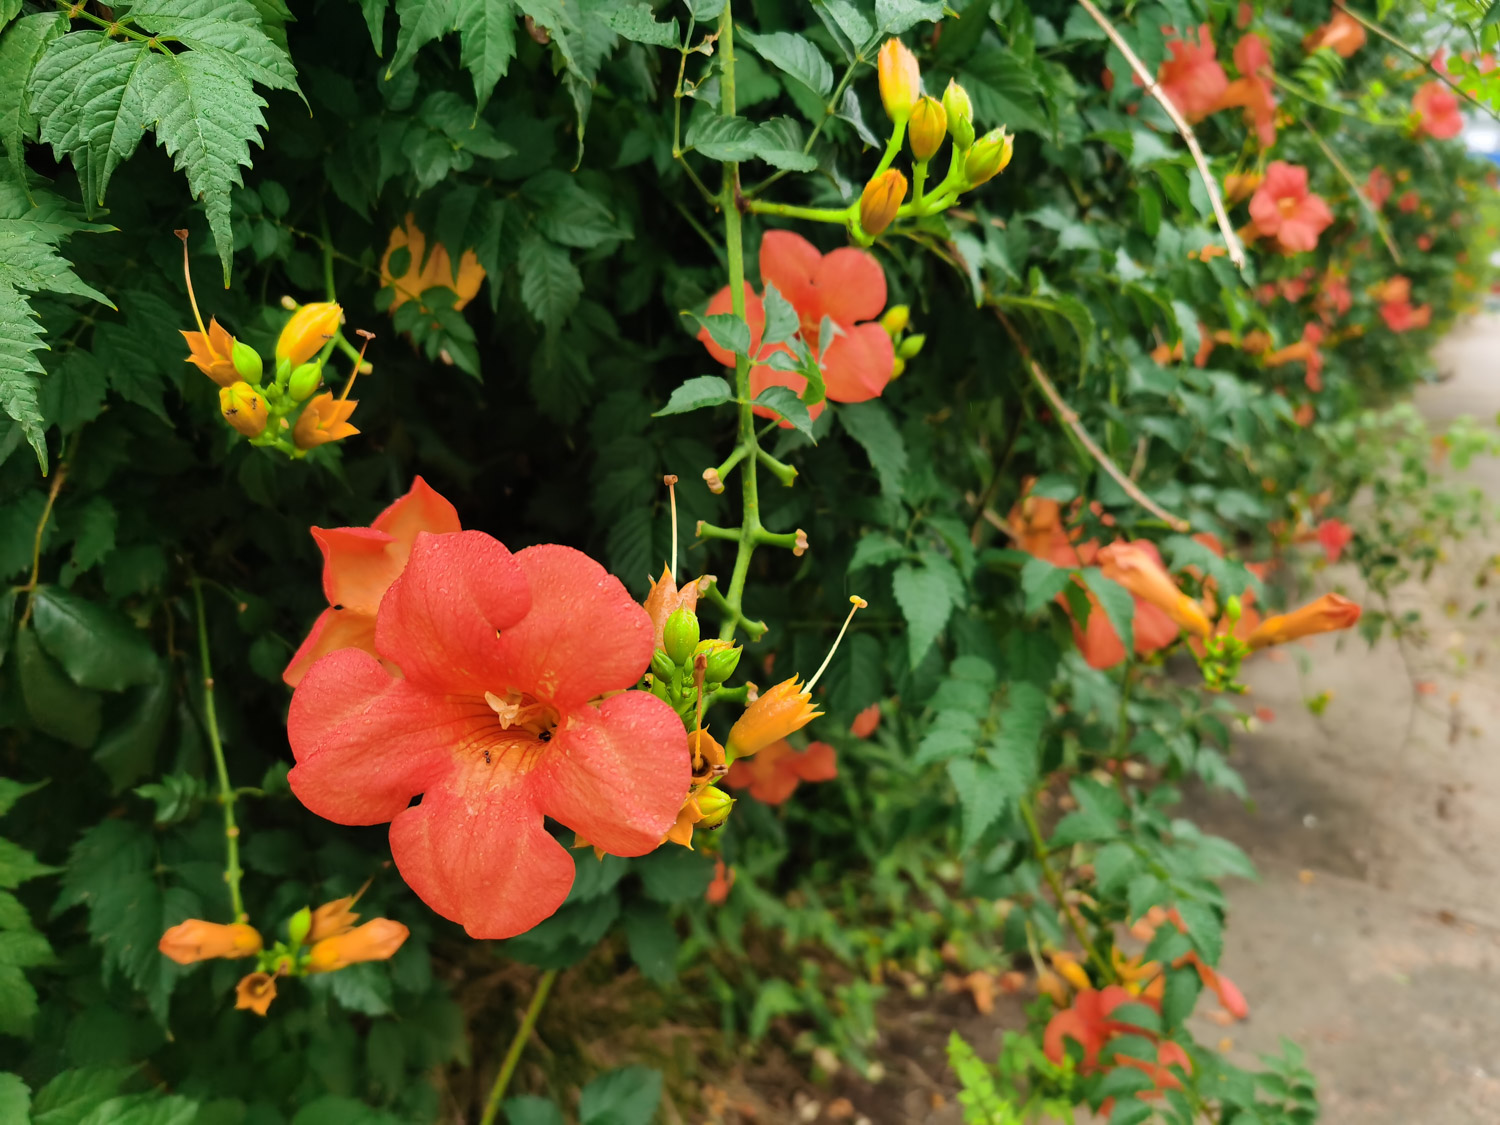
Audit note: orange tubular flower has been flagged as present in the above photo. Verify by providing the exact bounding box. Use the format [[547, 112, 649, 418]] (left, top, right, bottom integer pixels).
[[380, 214, 486, 313], [294, 392, 359, 450], [1097, 542, 1212, 638], [235, 972, 278, 1016], [184, 319, 242, 387], [706, 859, 736, 904], [159, 920, 263, 964], [277, 302, 343, 367], [725, 739, 837, 805], [306, 918, 410, 973], [307, 895, 362, 943], [1303, 9, 1365, 57], [726, 676, 821, 758], [1154, 24, 1229, 122], [850, 703, 881, 739], [1245, 592, 1361, 649]]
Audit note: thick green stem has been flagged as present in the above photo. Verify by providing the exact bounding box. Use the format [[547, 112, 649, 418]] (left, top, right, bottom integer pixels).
[[478, 969, 559, 1125], [1019, 796, 1112, 981], [192, 576, 245, 922], [745, 199, 853, 225]]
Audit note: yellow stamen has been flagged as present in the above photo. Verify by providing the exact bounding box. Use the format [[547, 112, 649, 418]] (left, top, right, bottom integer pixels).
[[339, 329, 375, 403], [664, 474, 679, 582], [805, 595, 868, 692], [175, 229, 209, 340]]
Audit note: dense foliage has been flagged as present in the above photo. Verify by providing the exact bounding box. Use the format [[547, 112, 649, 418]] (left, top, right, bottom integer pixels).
[[1, 0, 1497, 1121]]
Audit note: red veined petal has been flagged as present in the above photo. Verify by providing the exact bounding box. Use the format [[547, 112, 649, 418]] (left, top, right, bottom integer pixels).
[[287, 649, 464, 824], [534, 691, 690, 856], [494, 545, 655, 708], [699, 285, 766, 368], [370, 475, 461, 554], [814, 246, 887, 326], [374, 530, 532, 695], [758, 230, 821, 318], [282, 606, 377, 687], [821, 322, 895, 402], [313, 526, 399, 615], [388, 764, 574, 938]]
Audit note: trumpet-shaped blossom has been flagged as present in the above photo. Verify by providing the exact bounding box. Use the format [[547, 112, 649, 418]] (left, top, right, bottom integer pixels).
[[1317, 519, 1354, 563], [1380, 299, 1432, 333], [698, 231, 894, 423], [850, 703, 881, 738], [1249, 162, 1335, 253], [288, 531, 690, 938], [307, 919, 410, 972], [284, 477, 460, 687], [158, 920, 262, 964], [726, 740, 837, 805], [1413, 82, 1463, 140], [236, 973, 277, 1016], [1217, 33, 1277, 147], [1303, 9, 1365, 57], [726, 676, 822, 757], [1246, 592, 1361, 649], [1154, 25, 1229, 121]]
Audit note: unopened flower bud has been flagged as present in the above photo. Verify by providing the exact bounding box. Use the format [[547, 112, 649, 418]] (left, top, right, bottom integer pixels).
[[231, 341, 263, 385], [275, 301, 342, 367], [943, 80, 975, 149], [877, 39, 921, 122], [881, 306, 910, 335], [892, 356, 907, 379], [898, 333, 926, 359], [650, 649, 676, 681], [908, 96, 947, 161], [1225, 595, 1243, 626], [696, 786, 734, 829], [219, 382, 269, 437], [287, 905, 312, 948], [859, 169, 907, 237], [696, 639, 742, 684], [288, 362, 323, 402], [663, 607, 700, 666], [965, 127, 1014, 187]]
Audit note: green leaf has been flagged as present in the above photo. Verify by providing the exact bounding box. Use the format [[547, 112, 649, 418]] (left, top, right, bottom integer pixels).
[[653, 375, 733, 417], [691, 312, 751, 357], [1161, 966, 1202, 1030], [622, 904, 678, 984], [31, 1066, 138, 1125], [946, 758, 1009, 848], [1106, 1097, 1154, 1125], [875, 0, 944, 35], [1020, 555, 1072, 615], [0, 836, 57, 889], [839, 400, 907, 502], [517, 234, 581, 332], [1081, 568, 1134, 655], [30, 587, 156, 692], [684, 113, 758, 161], [601, 3, 678, 47], [0, 778, 43, 818], [125, 0, 300, 99], [60, 495, 115, 584], [893, 560, 954, 666], [1092, 841, 1141, 896], [454, 0, 517, 108], [0, 12, 68, 187], [748, 978, 801, 1040], [636, 847, 712, 903], [0, 280, 47, 470], [0, 966, 37, 1037], [739, 29, 832, 97], [501, 1097, 564, 1125], [991, 679, 1047, 783], [753, 385, 813, 437], [1174, 899, 1223, 964], [578, 1067, 661, 1125], [760, 282, 800, 346], [388, 0, 457, 77], [0, 1073, 28, 1125], [849, 532, 905, 571], [15, 628, 102, 748], [747, 116, 818, 171]]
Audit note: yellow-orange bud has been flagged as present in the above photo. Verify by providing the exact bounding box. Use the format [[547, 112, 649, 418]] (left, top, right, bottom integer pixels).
[[275, 301, 342, 367], [726, 676, 822, 758], [877, 39, 921, 122], [908, 95, 947, 161], [859, 169, 907, 237], [219, 382, 269, 438], [1246, 593, 1362, 650], [306, 918, 410, 973], [942, 79, 975, 149], [159, 920, 263, 964], [964, 127, 1014, 187]]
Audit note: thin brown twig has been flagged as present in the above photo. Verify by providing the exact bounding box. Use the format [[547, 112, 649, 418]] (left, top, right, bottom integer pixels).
[[1075, 0, 1246, 271], [995, 310, 1191, 532], [1334, 1, 1500, 124], [1299, 114, 1403, 265]]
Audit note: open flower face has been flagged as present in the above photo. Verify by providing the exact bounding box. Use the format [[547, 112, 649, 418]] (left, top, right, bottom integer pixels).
[[1155, 24, 1229, 122], [1413, 82, 1463, 140], [284, 476, 461, 687], [1249, 161, 1335, 253], [288, 532, 690, 938], [698, 231, 895, 423]]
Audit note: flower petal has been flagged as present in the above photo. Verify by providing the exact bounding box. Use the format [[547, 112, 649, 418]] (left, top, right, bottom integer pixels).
[[535, 691, 689, 856], [313, 526, 398, 614], [287, 649, 466, 824], [758, 230, 821, 317], [813, 247, 887, 326], [494, 545, 655, 708], [388, 765, 575, 939], [371, 475, 461, 551], [821, 323, 894, 403], [791, 741, 838, 781], [282, 605, 377, 687], [375, 530, 532, 694]]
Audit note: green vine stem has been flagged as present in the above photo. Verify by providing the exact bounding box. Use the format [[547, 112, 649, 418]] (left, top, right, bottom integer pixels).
[[478, 968, 559, 1125], [191, 575, 245, 922], [1019, 795, 1113, 982]]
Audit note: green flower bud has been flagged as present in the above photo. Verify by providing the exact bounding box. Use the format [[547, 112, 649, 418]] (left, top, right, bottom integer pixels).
[[898, 333, 926, 359], [650, 649, 676, 681], [696, 786, 735, 829], [663, 607, 700, 666], [696, 639, 742, 684], [1225, 595, 1243, 626], [943, 79, 975, 150], [231, 341, 263, 385], [964, 127, 1014, 187], [881, 305, 910, 336], [287, 905, 312, 948], [288, 362, 323, 402], [275, 356, 293, 387]]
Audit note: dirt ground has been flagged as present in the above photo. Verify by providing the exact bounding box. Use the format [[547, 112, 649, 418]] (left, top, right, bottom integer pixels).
[[764, 314, 1500, 1125]]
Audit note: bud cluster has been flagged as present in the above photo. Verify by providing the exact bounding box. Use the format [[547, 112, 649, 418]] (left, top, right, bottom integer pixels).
[[880, 304, 925, 379], [648, 606, 744, 717]]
